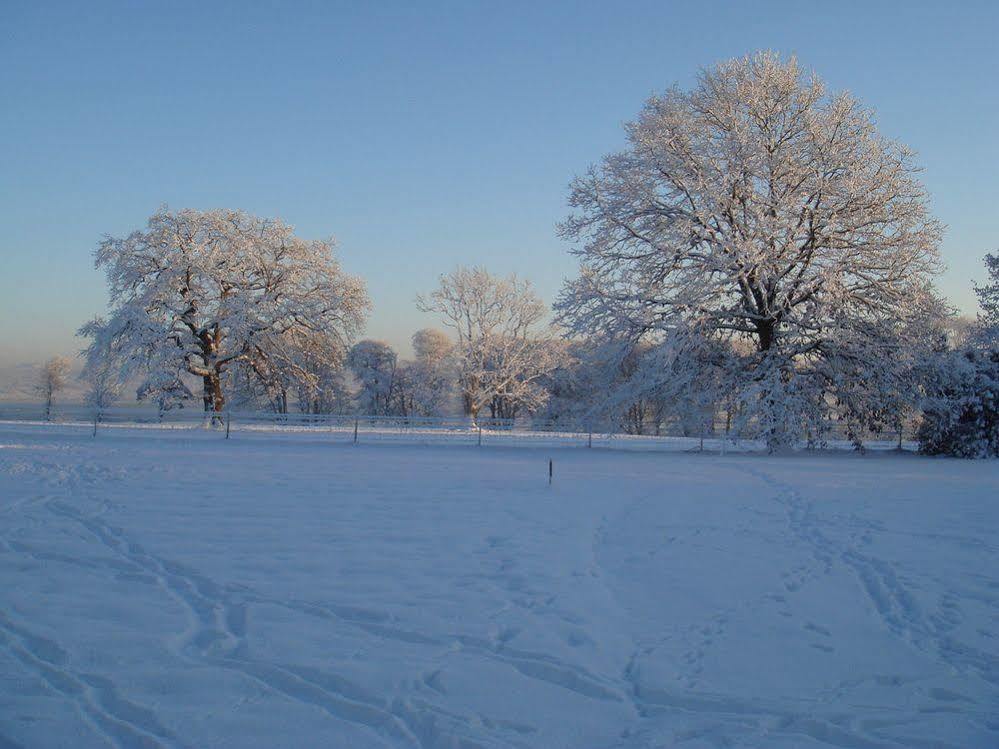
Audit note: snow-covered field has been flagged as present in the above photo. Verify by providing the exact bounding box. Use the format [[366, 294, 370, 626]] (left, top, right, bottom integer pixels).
[[0, 423, 996, 748]]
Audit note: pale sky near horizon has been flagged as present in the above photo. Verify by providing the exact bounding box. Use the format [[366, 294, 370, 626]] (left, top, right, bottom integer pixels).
[[1, 0, 997, 366]]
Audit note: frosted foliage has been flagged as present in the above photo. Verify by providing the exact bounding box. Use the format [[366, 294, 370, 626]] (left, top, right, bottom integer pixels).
[[347, 340, 399, 416], [79, 208, 369, 413], [418, 267, 567, 420], [81, 356, 121, 409], [918, 255, 999, 458], [974, 252, 999, 343], [407, 328, 456, 416], [918, 348, 999, 458], [36, 356, 72, 417], [556, 52, 943, 446]]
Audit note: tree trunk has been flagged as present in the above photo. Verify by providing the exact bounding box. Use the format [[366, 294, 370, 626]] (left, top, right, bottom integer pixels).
[[202, 372, 225, 421], [756, 319, 776, 352], [466, 395, 480, 425]]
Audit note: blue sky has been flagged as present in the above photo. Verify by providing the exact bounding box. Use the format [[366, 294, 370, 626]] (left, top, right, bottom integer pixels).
[[1, 0, 997, 364]]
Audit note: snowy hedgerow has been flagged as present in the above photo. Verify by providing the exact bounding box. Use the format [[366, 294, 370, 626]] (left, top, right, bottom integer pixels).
[[556, 52, 943, 448], [79, 208, 369, 417]]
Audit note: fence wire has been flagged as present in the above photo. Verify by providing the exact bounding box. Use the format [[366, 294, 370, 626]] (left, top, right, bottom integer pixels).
[[0, 403, 919, 453]]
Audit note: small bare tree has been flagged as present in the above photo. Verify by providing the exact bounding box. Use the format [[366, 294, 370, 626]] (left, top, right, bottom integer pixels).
[[36, 356, 72, 420], [82, 356, 122, 413]]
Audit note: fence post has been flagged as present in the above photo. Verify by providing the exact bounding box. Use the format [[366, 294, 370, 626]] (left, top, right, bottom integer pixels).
[[478, 426, 482, 447], [587, 430, 592, 449], [353, 418, 359, 444], [225, 410, 231, 439], [548, 459, 553, 485]]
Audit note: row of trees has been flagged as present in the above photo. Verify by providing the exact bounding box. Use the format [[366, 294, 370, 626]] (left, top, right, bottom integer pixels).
[[77, 250, 569, 423], [73, 53, 997, 455]]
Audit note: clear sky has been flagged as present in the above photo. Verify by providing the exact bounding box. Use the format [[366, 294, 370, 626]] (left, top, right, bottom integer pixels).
[[1, 0, 996, 365]]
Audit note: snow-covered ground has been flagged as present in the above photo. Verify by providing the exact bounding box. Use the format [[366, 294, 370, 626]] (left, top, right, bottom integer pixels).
[[0, 423, 996, 748]]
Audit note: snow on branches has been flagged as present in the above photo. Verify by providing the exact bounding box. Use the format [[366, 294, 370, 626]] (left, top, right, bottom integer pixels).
[[36, 356, 72, 420], [918, 253, 999, 458], [974, 252, 999, 343], [348, 340, 399, 416], [80, 208, 369, 415], [418, 267, 567, 421], [556, 52, 944, 447]]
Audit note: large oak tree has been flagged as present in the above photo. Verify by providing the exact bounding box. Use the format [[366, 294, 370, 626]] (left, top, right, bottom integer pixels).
[[81, 208, 369, 416], [557, 52, 944, 444]]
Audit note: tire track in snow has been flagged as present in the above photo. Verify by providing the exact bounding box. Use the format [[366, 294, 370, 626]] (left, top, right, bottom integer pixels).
[[0, 457, 180, 748], [0, 612, 180, 749], [48, 502, 593, 747], [1, 428, 674, 746], [43, 498, 626, 747], [622, 659, 917, 749], [261, 596, 623, 702], [603, 464, 938, 749], [737, 465, 999, 688], [44, 500, 425, 749]]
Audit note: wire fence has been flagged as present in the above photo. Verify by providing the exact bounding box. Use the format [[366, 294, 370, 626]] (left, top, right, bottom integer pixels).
[[0, 402, 919, 453]]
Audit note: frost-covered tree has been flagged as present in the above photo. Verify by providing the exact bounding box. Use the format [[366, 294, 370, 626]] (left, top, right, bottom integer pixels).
[[917, 255, 999, 457], [539, 342, 639, 431], [36, 356, 72, 420], [412, 328, 453, 363], [244, 328, 352, 414], [556, 52, 943, 447], [80, 208, 369, 418], [347, 340, 398, 415], [484, 337, 568, 420], [287, 332, 353, 415], [406, 328, 455, 416], [918, 347, 999, 458], [541, 337, 728, 436], [417, 267, 565, 421], [81, 355, 122, 411], [974, 252, 999, 343]]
